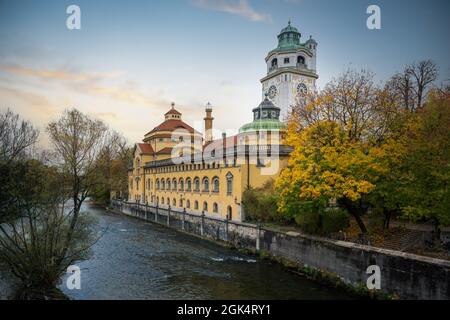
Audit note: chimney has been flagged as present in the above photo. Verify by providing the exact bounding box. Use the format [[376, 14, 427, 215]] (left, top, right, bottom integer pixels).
[[204, 102, 214, 143]]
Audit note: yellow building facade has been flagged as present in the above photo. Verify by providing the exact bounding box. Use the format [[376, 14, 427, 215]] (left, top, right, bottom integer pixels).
[[126, 22, 318, 221], [128, 97, 292, 222]]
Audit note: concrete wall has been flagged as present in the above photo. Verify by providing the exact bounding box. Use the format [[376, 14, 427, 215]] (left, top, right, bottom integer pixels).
[[112, 200, 450, 300]]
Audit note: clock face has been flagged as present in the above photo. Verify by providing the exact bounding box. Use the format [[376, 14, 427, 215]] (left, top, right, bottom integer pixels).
[[268, 85, 277, 99], [297, 83, 308, 96]]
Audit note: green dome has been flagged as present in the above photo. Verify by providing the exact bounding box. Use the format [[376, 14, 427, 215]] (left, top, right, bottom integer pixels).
[[268, 21, 312, 55], [239, 119, 286, 133]]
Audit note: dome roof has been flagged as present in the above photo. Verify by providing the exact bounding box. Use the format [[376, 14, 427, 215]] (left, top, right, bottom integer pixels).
[[239, 96, 286, 133], [252, 96, 280, 113], [279, 21, 300, 34], [239, 119, 286, 133]]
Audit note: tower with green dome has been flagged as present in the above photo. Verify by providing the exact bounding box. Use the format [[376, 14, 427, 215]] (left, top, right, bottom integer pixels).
[[260, 21, 318, 120]]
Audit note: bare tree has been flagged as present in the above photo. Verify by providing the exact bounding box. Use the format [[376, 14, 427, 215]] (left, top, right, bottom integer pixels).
[[0, 109, 39, 162], [408, 60, 438, 110], [47, 108, 108, 262]]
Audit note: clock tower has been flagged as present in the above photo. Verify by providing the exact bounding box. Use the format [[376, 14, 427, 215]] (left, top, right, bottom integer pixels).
[[261, 21, 318, 120]]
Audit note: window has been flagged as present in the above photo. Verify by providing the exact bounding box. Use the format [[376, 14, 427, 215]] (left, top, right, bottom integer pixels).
[[202, 177, 209, 192], [156, 179, 160, 190], [161, 197, 165, 205], [179, 178, 184, 191], [194, 201, 199, 210], [203, 201, 208, 212], [194, 177, 200, 192], [156, 196, 159, 205], [271, 58, 277, 67], [284, 57, 289, 64], [213, 203, 218, 213], [212, 177, 219, 192], [226, 172, 233, 195], [179, 199, 183, 207], [297, 55, 305, 65], [147, 179, 151, 189], [130, 179, 133, 190], [167, 179, 171, 191], [167, 197, 170, 206], [227, 206, 232, 220], [186, 200, 191, 209], [173, 198, 176, 207], [186, 178, 192, 191], [172, 178, 177, 191]]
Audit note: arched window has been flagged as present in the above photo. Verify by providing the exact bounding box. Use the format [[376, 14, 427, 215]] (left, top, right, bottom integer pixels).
[[179, 198, 183, 207], [179, 178, 184, 191], [202, 177, 209, 192], [194, 177, 200, 192], [172, 178, 177, 191], [147, 178, 151, 189], [227, 206, 232, 220], [203, 201, 208, 212], [186, 200, 191, 209], [271, 58, 277, 67], [161, 197, 165, 205], [173, 198, 176, 207], [156, 179, 160, 190], [186, 178, 192, 191], [156, 196, 159, 205], [167, 197, 170, 206], [194, 200, 199, 210], [213, 202, 218, 213], [297, 55, 305, 65], [161, 179, 165, 190], [212, 177, 219, 193], [226, 172, 233, 195], [167, 179, 171, 191]]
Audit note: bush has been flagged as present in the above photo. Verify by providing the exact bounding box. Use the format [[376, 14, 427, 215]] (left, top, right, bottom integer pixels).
[[321, 208, 350, 234], [243, 180, 283, 223]]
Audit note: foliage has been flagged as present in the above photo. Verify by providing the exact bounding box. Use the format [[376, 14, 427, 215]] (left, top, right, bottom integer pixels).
[[242, 180, 283, 223], [276, 119, 383, 233], [0, 159, 97, 299], [396, 91, 450, 232]]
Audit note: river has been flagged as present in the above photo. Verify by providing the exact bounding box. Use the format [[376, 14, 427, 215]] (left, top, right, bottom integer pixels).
[[1, 204, 352, 299]]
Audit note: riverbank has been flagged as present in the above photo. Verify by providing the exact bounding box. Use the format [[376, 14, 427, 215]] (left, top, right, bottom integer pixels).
[[111, 200, 450, 300]]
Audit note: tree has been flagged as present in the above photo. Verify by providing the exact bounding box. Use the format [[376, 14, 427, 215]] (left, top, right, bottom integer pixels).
[[0, 108, 39, 162], [0, 109, 39, 223], [386, 60, 438, 112], [276, 119, 383, 234], [0, 160, 96, 299], [396, 90, 450, 238], [90, 131, 132, 205], [47, 108, 108, 264]]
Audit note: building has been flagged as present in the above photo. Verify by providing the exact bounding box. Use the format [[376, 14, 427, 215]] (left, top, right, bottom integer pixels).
[[261, 20, 318, 119], [127, 22, 316, 222]]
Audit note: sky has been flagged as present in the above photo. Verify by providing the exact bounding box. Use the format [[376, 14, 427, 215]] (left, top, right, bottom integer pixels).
[[1, 0, 449, 147]]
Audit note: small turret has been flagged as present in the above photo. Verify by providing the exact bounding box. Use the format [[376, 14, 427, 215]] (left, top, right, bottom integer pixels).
[[204, 102, 214, 143]]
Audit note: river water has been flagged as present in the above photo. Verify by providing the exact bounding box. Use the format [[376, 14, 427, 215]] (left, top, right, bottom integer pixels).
[[57, 205, 351, 300]]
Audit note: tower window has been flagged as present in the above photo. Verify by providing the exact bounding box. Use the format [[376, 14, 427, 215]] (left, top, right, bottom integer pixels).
[[284, 58, 289, 64]]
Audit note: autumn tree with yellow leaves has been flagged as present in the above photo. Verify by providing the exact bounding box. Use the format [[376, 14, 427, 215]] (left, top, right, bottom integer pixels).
[[276, 63, 449, 238]]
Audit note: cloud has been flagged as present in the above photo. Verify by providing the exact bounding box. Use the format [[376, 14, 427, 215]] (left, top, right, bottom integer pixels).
[[190, 0, 271, 23], [0, 63, 175, 112], [0, 63, 120, 83]]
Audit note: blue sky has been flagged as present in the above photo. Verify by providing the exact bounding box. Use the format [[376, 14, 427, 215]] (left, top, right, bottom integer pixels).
[[0, 0, 449, 146]]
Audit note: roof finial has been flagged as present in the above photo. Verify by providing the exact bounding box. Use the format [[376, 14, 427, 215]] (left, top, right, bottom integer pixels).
[[288, 17, 291, 26], [264, 92, 269, 99], [171, 102, 175, 109]]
